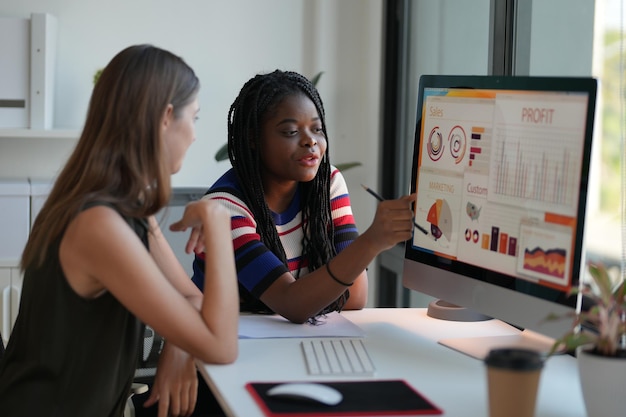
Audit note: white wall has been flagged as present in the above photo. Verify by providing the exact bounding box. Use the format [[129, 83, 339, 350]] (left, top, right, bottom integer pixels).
[[0, 0, 383, 303]]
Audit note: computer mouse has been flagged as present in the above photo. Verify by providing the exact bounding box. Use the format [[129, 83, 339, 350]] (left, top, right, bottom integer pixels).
[[266, 382, 343, 406]]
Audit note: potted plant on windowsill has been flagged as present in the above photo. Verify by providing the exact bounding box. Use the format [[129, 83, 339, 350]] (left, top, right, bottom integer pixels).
[[548, 262, 626, 416]]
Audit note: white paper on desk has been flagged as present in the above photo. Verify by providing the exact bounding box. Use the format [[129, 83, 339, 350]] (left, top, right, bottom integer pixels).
[[238, 311, 365, 339]]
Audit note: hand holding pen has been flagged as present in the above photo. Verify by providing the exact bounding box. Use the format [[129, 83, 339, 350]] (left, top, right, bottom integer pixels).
[[361, 184, 428, 235]]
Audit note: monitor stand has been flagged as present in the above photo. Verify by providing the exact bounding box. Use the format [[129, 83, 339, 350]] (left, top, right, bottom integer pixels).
[[427, 299, 558, 360], [426, 299, 492, 322]]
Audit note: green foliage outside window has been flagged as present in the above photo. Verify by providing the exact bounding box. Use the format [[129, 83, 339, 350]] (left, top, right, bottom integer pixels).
[[599, 29, 624, 216]]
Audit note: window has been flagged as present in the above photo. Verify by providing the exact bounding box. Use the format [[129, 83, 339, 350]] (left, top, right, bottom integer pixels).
[[378, 0, 624, 307], [589, 0, 624, 275]]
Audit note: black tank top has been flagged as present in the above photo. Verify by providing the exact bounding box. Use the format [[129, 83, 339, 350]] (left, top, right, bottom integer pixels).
[[0, 205, 147, 417]]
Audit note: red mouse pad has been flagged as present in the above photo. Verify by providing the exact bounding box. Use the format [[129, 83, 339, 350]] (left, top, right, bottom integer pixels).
[[246, 379, 443, 416]]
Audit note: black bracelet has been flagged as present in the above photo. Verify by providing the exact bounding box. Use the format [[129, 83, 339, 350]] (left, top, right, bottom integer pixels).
[[326, 261, 353, 287]]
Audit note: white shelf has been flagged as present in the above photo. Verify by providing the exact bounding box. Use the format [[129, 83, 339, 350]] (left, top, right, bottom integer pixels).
[[0, 128, 79, 140], [0, 259, 20, 268]]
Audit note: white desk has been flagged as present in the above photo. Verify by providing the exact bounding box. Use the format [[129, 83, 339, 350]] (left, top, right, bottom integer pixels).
[[198, 308, 586, 417]]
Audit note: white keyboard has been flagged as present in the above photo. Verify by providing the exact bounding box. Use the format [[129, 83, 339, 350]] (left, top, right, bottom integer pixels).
[[301, 338, 376, 376]]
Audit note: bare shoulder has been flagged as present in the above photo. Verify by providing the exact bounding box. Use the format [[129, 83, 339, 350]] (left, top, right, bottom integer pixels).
[[62, 204, 148, 266], [65, 204, 131, 240], [61, 204, 153, 298]]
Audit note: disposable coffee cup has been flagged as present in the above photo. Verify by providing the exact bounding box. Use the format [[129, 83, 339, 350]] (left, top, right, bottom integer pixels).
[[484, 348, 544, 417]]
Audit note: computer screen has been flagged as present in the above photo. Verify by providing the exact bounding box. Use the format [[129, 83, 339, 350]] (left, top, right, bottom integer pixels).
[[402, 75, 597, 359]]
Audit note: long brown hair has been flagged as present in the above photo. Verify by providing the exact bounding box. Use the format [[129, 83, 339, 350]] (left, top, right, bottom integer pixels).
[[21, 44, 200, 270]]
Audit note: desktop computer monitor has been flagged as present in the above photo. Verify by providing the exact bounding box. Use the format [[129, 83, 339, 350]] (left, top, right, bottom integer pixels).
[[402, 74, 597, 359]]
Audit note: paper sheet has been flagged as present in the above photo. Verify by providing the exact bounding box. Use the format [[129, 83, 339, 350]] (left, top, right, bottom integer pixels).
[[238, 311, 365, 339]]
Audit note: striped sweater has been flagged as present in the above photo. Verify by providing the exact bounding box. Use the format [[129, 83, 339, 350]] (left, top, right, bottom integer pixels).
[[192, 167, 359, 311]]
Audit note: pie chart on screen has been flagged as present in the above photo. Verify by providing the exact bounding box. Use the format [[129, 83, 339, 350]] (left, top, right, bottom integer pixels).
[[426, 198, 453, 241]]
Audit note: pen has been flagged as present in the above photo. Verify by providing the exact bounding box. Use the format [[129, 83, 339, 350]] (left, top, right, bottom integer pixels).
[[361, 184, 429, 235]]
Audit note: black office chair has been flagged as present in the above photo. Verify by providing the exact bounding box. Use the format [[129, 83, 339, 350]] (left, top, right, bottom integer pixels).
[[121, 325, 161, 417], [134, 325, 165, 384], [128, 325, 165, 417], [131, 326, 226, 417]]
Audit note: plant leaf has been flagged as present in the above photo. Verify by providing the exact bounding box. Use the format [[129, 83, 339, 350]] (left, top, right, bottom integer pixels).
[[589, 263, 614, 305], [565, 332, 597, 350], [335, 162, 362, 171], [613, 276, 626, 301], [310, 71, 324, 87], [215, 143, 229, 162], [93, 68, 103, 85]]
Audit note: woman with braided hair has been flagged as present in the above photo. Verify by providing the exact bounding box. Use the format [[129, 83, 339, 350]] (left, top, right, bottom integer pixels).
[[192, 70, 415, 324]]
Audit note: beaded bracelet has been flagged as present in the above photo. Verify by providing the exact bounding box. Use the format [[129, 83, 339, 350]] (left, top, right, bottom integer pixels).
[[326, 261, 353, 287]]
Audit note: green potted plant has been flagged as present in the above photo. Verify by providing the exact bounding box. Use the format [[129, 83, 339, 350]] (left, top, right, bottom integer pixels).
[[549, 262, 626, 416], [550, 262, 625, 356]]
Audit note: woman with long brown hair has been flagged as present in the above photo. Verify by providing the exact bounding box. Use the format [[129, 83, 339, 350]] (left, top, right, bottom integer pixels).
[[0, 44, 238, 417]]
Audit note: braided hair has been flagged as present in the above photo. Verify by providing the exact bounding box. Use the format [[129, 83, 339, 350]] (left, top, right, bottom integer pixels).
[[228, 70, 348, 314]]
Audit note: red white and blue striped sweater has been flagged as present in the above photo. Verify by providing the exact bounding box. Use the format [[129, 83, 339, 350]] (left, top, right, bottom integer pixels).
[[192, 167, 359, 311]]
